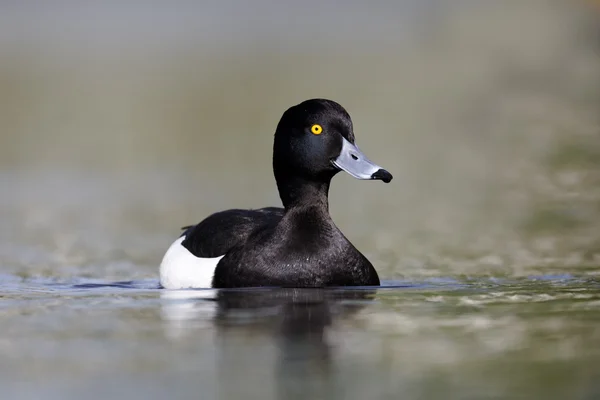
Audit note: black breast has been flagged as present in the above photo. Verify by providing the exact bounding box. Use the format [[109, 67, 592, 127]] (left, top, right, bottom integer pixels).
[[211, 207, 380, 288]]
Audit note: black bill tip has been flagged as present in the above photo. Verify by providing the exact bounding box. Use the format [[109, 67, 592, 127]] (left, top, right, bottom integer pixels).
[[371, 169, 393, 183]]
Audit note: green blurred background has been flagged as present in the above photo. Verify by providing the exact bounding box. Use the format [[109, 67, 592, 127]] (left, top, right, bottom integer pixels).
[[1, 0, 599, 279]]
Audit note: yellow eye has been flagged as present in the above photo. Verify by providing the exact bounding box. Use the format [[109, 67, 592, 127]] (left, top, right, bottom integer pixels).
[[311, 124, 323, 135]]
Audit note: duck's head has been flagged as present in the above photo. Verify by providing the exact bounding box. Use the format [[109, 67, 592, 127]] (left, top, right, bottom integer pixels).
[[273, 99, 393, 189]]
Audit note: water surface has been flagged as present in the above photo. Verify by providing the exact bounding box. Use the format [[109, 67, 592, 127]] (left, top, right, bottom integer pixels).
[[1, 276, 599, 400]]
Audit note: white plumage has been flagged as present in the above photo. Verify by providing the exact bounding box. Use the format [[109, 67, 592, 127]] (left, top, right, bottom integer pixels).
[[159, 236, 224, 289]]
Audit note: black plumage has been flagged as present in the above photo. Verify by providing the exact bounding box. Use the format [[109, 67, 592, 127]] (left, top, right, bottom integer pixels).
[[173, 99, 392, 288]]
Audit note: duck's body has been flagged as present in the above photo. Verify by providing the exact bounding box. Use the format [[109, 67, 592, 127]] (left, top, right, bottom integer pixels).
[[160, 99, 392, 289]]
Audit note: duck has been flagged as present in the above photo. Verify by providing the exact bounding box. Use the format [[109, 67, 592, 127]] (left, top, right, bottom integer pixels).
[[160, 99, 392, 289]]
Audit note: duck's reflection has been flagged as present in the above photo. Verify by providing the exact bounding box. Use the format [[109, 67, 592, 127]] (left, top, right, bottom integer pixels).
[[160, 287, 375, 399]]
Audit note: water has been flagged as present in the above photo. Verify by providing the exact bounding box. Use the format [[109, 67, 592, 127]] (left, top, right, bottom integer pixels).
[[1, 275, 599, 400], [2, 2, 600, 399]]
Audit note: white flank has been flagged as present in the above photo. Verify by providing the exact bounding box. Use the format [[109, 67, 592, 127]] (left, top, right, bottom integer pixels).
[[159, 236, 225, 289]]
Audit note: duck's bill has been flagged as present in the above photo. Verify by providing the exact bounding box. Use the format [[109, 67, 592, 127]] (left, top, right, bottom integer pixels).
[[332, 138, 393, 183]]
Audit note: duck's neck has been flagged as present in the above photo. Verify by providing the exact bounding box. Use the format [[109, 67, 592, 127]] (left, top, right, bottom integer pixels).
[[276, 174, 331, 212]]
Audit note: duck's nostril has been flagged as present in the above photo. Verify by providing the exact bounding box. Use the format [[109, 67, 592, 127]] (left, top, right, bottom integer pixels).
[[351, 154, 358, 161]]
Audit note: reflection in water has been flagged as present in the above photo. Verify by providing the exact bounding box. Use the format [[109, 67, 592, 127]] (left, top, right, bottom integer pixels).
[[160, 288, 375, 399], [160, 289, 219, 338]]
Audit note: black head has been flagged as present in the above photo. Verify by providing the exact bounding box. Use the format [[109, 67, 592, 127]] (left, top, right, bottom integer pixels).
[[273, 99, 392, 189]]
